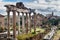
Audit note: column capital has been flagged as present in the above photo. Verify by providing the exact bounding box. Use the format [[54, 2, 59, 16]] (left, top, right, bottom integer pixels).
[[33, 12, 36, 14], [25, 12, 27, 13], [21, 12, 24, 13], [6, 7, 11, 12], [17, 12, 20, 16], [29, 12, 31, 15], [29, 12, 31, 13], [26, 12, 28, 14], [12, 10, 16, 12], [6, 10, 10, 13], [22, 12, 24, 15], [17, 12, 20, 13]]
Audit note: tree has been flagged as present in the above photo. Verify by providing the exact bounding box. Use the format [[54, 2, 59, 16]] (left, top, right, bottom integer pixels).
[[48, 19, 59, 26]]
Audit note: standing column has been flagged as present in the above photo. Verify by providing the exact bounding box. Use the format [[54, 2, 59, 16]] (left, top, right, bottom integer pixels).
[[29, 13, 31, 32], [18, 12, 20, 34], [34, 12, 36, 33], [26, 13, 28, 33], [13, 11, 16, 40], [22, 12, 25, 33], [7, 11, 10, 38]]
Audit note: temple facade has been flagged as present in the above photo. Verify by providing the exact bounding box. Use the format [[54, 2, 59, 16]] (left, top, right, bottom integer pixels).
[[4, 2, 36, 40]]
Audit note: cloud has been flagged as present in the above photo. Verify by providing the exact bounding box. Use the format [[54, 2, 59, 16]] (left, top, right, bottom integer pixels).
[[0, 1, 16, 15], [23, 0, 60, 16], [24, 0, 60, 12], [0, 0, 3, 2], [0, 0, 60, 16]]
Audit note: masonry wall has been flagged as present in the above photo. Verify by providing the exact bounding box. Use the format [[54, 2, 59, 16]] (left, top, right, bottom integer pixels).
[[0, 17, 4, 28]]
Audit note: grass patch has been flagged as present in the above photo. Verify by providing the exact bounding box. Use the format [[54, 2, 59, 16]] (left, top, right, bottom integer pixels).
[[17, 27, 45, 40], [17, 33, 36, 40], [31, 27, 45, 34], [56, 30, 60, 34]]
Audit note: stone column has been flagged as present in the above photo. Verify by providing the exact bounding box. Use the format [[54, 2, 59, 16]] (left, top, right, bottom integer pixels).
[[18, 12, 20, 34], [29, 13, 31, 32], [26, 13, 28, 33], [34, 12, 36, 33], [22, 12, 25, 33], [13, 11, 16, 40], [7, 11, 10, 38]]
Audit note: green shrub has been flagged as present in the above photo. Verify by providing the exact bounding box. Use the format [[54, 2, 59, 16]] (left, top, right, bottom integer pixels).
[[20, 30, 22, 32], [31, 32, 36, 34], [0, 27, 4, 32], [17, 33, 36, 40]]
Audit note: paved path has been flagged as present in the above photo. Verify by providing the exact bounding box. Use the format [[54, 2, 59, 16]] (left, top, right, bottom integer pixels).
[[43, 30, 55, 40], [0, 38, 7, 40], [0, 37, 14, 40]]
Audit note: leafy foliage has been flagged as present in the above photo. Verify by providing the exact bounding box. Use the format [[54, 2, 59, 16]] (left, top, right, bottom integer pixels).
[[48, 19, 59, 26]]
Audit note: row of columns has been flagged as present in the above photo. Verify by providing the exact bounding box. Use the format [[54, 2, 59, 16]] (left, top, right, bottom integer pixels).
[[7, 10, 36, 40], [7, 11, 16, 39]]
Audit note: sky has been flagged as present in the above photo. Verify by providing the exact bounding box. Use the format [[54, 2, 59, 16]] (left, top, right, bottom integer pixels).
[[0, 0, 60, 16]]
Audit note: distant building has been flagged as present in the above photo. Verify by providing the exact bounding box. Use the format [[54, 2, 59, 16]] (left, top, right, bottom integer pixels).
[[46, 12, 60, 20], [0, 14, 5, 28], [31, 13, 45, 27], [46, 12, 53, 19]]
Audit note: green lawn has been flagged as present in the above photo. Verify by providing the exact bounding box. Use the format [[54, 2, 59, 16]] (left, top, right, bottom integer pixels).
[[31, 27, 45, 34], [10, 26, 45, 34], [57, 30, 60, 34]]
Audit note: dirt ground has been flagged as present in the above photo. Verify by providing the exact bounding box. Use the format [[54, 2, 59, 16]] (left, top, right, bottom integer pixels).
[[53, 30, 60, 40]]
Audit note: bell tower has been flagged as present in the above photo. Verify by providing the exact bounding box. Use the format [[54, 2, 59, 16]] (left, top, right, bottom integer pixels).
[[52, 12, 54, 16]]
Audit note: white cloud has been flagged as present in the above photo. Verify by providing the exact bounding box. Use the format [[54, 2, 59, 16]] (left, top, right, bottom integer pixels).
[[23, 0, 60, 16], [0, 0, 3, 2], [0, 2, 16, 9], [24, 0, 60, 12], [0, 0, 60, 16], [38, 0, 47, 4], [0, 1, 16, 15]]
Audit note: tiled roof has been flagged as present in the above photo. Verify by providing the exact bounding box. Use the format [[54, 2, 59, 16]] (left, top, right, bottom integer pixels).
[[0, 14, 4, 17]]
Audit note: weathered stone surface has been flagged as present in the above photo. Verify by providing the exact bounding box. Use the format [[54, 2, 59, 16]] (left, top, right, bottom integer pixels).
[[16, 2, 28, 9]]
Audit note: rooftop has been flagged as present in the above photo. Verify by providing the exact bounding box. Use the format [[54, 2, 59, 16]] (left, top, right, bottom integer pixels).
[[0, 14, 4, 17]]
